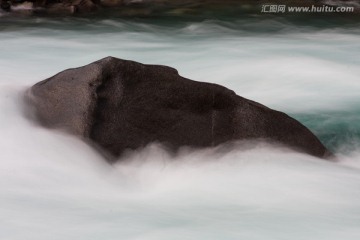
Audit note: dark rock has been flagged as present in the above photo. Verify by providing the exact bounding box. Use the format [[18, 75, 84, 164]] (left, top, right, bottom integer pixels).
[[26, 57, 332, 162], [1, 0, 11, 11], [14, 0, 98, 14], [68, 0, 98, 13]]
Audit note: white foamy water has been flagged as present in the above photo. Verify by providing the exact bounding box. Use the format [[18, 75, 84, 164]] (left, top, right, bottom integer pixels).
[[1, 18, 360, 239]]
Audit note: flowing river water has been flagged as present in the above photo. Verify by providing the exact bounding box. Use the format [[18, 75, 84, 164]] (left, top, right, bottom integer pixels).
[[1, 15, 360, 240]]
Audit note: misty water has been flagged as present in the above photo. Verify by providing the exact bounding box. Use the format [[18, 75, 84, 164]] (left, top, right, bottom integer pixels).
[[1, 16, 360, 239]]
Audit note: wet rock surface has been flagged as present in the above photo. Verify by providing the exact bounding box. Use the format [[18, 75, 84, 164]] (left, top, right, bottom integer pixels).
[[27, 57, 331, 162]]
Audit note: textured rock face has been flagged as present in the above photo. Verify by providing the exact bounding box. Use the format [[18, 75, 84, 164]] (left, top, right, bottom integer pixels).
[[27, 57, 331, 161]]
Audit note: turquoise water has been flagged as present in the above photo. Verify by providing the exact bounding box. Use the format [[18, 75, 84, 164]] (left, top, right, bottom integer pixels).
[[1, 16, 360, 240]]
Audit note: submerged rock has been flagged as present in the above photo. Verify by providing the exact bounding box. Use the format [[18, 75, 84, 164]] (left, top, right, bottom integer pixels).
[[26, 57, 331, 162]]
